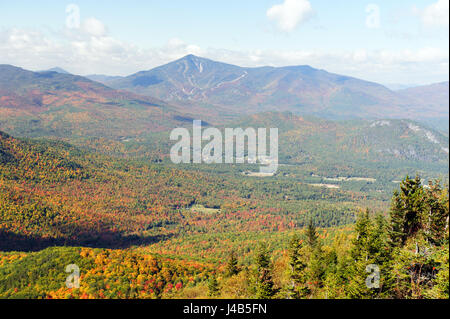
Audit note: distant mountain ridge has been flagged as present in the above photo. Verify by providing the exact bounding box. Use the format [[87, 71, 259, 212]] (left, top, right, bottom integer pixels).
[[397, 81, 449, 109], [40, 67, 71, 74], [107, 55, 449, 127], [0, 64, 167, 112], [0, 64, 187, 139], [85, 74, 124, 83]]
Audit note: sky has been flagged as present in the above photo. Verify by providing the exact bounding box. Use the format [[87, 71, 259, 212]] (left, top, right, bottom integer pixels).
[[0, 0, 448, 85]]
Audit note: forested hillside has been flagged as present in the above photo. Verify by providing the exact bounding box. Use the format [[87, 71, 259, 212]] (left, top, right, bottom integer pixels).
[[1, 176, 447, 299], [0, 130, 364, 252], [0, 130, 448, 298]]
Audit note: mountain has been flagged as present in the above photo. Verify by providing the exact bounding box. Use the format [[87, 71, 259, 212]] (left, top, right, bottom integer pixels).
[[85, 74, 124, 84], [235, 112, 449, 171], [397, 82, 449, 132], [41, 67, 71, 74], [108, 55, 449, 125], [0, 64, 162, 111], [384, 83, 418, 91], [397, 82, 449, 114], [0, 64, 187, 140], [38, 69, 125, 84]]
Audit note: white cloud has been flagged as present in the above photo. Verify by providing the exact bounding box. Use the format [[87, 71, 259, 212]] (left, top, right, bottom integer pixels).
[[195, 48, 449, 85], [418, 0, 449, 27], [267, 0, 313, 32], [0, 20, 448, 85], [0, 24, 208, 76], [353, 49, 368, 63], [0, 28, 66, 67], [164, 38, 203, 58], [82, 17, 108, 37]]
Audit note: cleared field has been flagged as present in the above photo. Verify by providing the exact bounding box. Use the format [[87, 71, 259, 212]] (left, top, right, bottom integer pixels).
[[308, 183, 340, 189], [189, 204, 221, 215]]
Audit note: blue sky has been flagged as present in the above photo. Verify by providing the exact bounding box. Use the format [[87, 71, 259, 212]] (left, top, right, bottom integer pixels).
[[0, 0, 448, 85]]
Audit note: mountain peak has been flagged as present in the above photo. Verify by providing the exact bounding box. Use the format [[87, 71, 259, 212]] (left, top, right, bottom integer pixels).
[[183, 53, 197, 59], [42, 67, 71, 74], [178, 54, 201, 64], [177, 54, 214, 65]]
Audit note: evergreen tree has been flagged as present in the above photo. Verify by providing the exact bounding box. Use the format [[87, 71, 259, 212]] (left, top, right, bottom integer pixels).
[[428, 245, 449, 299], [351, 209, 372, 261], [287, 234, 308, 298], [388, 179, 449, 298], [306, 218, 319, 248], [347, 211, 393, 298], [389, 176, 425, 247], [254, 244, 276, 299], [302, 219, 325, 295], [225, 250, 240, 277], [424, 181, 449, 246], [208, 274, 220, 297]]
